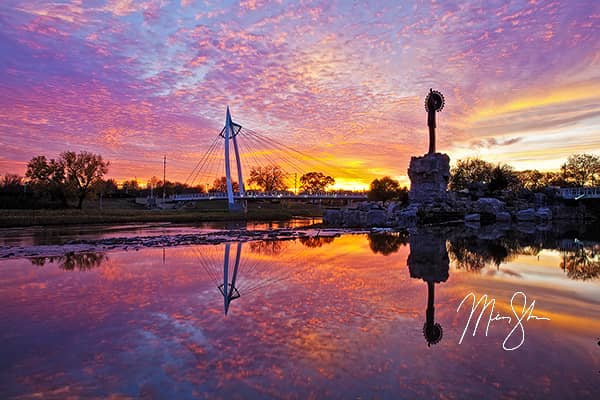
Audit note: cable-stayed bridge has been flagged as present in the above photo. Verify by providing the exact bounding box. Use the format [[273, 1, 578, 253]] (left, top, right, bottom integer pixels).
[[175, 107, 368, 209]]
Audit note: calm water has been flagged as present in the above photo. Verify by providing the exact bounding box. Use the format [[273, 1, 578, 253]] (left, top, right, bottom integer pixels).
[[1, 225, 599, 399], [0, 218, 321, 247]]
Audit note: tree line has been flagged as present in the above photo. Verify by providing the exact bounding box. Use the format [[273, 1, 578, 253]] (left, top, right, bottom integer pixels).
[[0, 155, 342, 209], [2, 151, 598, 209], [2, 151, 110, 209], [449, 153, 600, 192]]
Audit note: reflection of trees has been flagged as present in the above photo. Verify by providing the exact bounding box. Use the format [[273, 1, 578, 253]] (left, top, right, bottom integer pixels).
[[29, 252, 107, 271], [248, 240, 287, 256], [447, 237, 521, 271], [298, 236, 336, 248], [368, 232, 409, 256], [560, 246, 600, 280], [447, 232, 600, 280]]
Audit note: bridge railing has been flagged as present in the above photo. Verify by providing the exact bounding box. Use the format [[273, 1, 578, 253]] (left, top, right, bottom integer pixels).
[[170, 192, 368, 201], [559, 187, 600, 199]]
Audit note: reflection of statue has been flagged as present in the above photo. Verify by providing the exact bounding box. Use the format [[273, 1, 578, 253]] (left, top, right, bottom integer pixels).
[[407, 229, 449, 346], [367, 232, 409, 256]]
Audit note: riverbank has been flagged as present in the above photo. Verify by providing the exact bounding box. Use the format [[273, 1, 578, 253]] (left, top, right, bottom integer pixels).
[[0, 202, 323, 228], [0, 227, 363, 259]]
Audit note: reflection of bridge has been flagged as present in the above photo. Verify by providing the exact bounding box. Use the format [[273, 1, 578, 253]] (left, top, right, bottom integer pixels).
[[193, 240, 313, 315], [182, 107, 365, 210], [559, 187, 600, 200]]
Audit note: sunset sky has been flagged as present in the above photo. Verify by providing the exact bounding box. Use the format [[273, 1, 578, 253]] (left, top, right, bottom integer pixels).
[[1, 0, 599, 189]]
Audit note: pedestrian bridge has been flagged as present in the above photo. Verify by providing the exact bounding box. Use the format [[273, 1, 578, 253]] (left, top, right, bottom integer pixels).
[[170, 192, 368, 202], [559, 187, 600, 200]]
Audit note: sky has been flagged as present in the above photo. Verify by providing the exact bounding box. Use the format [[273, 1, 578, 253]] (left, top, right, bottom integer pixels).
[[1, 0, 599, 190]]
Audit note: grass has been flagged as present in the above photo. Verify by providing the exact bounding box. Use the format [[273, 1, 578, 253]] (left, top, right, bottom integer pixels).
[[0, 199, 324, 228]]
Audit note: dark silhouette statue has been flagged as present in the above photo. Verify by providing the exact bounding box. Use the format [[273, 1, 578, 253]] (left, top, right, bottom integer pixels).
[[425, 88, 445, 154], [407, 228, 449, 346]]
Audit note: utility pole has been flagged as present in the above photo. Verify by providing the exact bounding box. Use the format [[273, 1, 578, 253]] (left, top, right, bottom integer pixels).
[[163, 155, 166, 201], [294, 173, 298, 195]]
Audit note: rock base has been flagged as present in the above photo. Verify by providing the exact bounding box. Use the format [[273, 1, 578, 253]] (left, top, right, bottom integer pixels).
[[408, 152, 450, 204]]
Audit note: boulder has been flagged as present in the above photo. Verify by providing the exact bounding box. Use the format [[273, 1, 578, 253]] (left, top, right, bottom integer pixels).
[[397, 205, 418, 227], [366, 209, 386, 227], [516, 208, 535, 222], [535, 207, 552, 221], [465, 213, 481, 222], [495, 211, 512, 222], [342, 209, 362, 227], [322, 209, 342, 226], [474, 198, 506, 215]]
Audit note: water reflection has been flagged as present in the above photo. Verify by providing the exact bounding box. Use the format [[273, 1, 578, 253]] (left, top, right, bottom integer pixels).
[[29, 252, 107, 271], [395, 225, 600, 281], [298, 235, 337, 248], [407, 229, 449, 346], [219, 242, 242, 315], [2, 230, 600, 398], [560, 244, 600, 280], [194, 241, 311, 316], [248, 240, 287, 255], [367, 231, 409, 255]]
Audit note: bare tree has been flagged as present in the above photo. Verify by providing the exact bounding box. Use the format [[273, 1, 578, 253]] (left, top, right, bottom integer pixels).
[[248, 165, 288, 192], [299, 171, 335, 194], [25, 155, 69, 206], [562, 153, 600, 187], [61, 151, 109, 209]]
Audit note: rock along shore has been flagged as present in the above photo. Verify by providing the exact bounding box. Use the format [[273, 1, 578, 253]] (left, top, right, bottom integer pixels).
[[0, 227, 369, 259]]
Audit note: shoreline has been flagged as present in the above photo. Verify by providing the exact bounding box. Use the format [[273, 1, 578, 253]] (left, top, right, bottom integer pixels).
[[0, 206, 323, 228], [0, 227, 367, 259]]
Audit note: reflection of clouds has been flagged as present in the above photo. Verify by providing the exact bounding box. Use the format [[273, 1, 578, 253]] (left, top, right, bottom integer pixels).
[[2, 232, 600, 397]]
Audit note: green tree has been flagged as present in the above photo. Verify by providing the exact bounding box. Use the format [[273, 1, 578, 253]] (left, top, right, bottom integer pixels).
[[25, 155, 69, 206], [299, 171, 335, 194], [248, 165, 288, 192], [543, 171, 568, 187], [518, 170, 545, 191], [62, 151, 109, 209], [449, 158, 494, 191], [488, 164, 520, 192], [368, 176, 408, 203], [562, 153, 600, 187]]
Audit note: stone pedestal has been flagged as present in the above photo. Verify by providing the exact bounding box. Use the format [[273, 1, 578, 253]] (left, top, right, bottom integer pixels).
[[408, 152, 450, 204]]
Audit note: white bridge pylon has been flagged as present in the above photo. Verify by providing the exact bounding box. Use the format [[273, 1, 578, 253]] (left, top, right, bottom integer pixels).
[[220, 106, 245, 209]]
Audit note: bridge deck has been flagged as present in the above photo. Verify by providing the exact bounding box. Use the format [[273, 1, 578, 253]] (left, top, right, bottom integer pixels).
[[559, 187, 600, 199], [170, 193, 368, 202]]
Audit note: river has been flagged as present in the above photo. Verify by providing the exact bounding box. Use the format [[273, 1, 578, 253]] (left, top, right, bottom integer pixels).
[[0, 222, 599, 399]]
